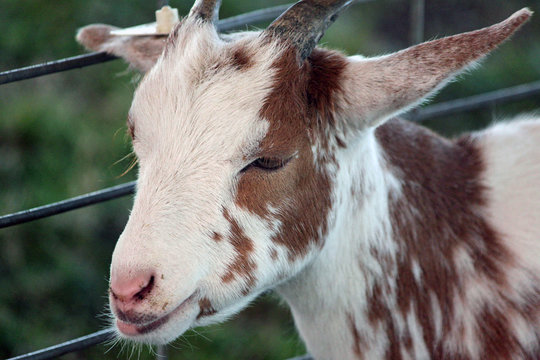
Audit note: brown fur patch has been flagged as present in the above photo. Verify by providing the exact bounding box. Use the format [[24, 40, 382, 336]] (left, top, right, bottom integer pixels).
[[211, 231, 222, 242], [347, 313, 365, 359], [270, 248, 278, 261], [230, 47, 252, 70], [76, 24, 116, 51], [368, 118, 540, 358], [221, 209, 256, 291], [234, 47, 347, 260], [477, 294, 540, 359], [197, 297, 217, 319], [365, 280, 402, 359], [213, 46, 254, 72]]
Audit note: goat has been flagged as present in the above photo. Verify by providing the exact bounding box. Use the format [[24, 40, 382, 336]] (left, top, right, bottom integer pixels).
[[77, 1, 540, 358]]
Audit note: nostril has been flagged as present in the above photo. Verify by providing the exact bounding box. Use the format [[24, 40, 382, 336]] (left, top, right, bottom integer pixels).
[[110, 270, 155, 303], [134, 275, 154, 301]]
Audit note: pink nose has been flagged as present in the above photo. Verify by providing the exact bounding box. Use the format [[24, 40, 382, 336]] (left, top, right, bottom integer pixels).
[[110, 270, 155, 305]]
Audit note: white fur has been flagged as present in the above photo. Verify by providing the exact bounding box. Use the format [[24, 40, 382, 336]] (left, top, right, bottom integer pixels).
[[476, 116, 540, 275]]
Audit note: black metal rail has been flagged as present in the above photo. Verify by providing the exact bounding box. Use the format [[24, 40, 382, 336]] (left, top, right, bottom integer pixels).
[[6, 330, 114, 360], [0, 52, 117, 85], [409, 80, 540, 122], [0, 181, 136, 229]]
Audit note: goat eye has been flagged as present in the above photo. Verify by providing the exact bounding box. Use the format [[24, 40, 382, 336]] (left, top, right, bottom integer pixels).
[[255, 157, 285, 170], [242, 157, 290, 172]]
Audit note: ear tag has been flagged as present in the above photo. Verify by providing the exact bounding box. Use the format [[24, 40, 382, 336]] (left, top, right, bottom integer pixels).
[[110, 5, 179, 37]]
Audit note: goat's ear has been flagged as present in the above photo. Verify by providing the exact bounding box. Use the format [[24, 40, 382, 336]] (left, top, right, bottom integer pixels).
[[76, 24, 166, 73], [338, 8, 531, 129]]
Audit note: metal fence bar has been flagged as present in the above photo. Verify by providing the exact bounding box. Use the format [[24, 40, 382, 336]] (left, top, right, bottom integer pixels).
[[0, 181, 136, 229], [156, 344, 168, 360], [6, 330, 114, 360], [0, 52, 117, 85], [408, 80, 540, 122], [409, 0, 425, 45]]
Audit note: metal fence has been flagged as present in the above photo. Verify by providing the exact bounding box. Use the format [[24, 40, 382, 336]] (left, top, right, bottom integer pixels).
[[1, 0, 539, 359]]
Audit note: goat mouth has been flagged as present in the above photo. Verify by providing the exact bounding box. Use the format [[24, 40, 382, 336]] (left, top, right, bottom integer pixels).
[[116, 293, 196, 336]]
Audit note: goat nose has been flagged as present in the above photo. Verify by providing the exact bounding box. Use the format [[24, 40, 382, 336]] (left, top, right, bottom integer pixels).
[[110, 270, 155, 303]]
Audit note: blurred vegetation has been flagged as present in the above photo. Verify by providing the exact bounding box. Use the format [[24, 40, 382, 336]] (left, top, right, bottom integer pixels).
[[1, 0, 539, 359]]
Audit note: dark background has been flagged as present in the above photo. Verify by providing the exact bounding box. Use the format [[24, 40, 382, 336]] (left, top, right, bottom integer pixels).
[[1, 0, 539, 358]]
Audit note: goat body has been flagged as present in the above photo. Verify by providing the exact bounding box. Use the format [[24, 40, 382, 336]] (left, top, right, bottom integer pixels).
[[77, 1, 540, 358], [278, 117, 540, 359]]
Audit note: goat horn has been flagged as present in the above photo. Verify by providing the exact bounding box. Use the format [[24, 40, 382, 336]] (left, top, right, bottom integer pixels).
[[265, 0, 352, 62], [189, 0, 222, 24]]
